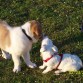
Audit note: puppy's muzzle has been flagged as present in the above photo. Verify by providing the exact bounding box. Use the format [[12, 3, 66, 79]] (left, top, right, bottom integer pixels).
[[38, 34, 43, 41]]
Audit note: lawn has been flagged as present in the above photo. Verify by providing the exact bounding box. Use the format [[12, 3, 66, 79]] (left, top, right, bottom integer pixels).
[[0, 0, 83, 83]]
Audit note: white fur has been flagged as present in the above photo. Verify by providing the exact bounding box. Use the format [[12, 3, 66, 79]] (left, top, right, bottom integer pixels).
[[1, 22, 38, 73], [39, 36, 83, 74], [2, 50, 11, 59], [40, 36, 58, 53]]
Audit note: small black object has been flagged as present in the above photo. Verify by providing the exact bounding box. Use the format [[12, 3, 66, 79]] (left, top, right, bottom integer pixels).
[[80, 20, 83, 32], [80, 27, 83, 31]]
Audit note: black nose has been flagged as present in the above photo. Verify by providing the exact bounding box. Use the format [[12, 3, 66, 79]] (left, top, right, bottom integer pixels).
[[39, 35, 43, 41], [39, 36, 43, 41]]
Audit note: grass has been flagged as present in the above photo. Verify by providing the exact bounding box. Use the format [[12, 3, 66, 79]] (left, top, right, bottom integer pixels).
[[0, 0, 83, 83]]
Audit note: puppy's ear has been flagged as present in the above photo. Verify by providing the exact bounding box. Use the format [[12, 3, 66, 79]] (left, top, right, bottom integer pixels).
[[30, 20, 42, 39], [52, 46, 58, 52]]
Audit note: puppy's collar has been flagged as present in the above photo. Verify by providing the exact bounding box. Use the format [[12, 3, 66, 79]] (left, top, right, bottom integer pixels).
[[43, 52, 58, 62], [43, 55, 53, 62], [21, 28, 32, 41], [43, 53, 63, 70]]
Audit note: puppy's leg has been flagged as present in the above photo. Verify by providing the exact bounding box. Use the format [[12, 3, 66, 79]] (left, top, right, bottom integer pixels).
[[54, 64, 78, 75], [22, 52, 36, 68], [54, 65, 72, 75], [55, 69, 63, 75], [42, 66, 53, 74], [2, 50, 11, 59], [62, 64, 78, 72], [39, 62, 46, 69], [12, 55, 21, 73]]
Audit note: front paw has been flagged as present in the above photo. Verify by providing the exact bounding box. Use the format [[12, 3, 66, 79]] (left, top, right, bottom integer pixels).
[[42, 70, 48, 74], [2, 54, 11, 59], [39, 65, 45, 69], [13, 67, 21, 73], [55, 70, 61, 75], [28, 63, 37, 68]]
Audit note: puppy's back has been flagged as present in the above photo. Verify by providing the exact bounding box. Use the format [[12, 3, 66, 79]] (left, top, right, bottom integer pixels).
[[0, 21, 11, 49]]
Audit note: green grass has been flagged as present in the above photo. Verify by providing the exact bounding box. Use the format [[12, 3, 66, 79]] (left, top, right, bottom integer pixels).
[[0, 0, 83, 83]]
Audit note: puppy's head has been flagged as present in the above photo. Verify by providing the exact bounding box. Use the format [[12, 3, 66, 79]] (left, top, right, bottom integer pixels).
[[30, 20, 43, 41], [40, 47, 53, 57], [40, 45, 58, 57]]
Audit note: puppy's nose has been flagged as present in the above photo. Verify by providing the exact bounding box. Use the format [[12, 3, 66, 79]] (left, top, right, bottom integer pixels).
[[39, 34, 43, 41]]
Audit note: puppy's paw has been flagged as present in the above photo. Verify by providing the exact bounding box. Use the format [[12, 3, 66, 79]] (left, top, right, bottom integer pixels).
[[28, 63, 37, 68], [39, 65, 45, 69], [42, 67, 52, 74], [6, 54, 11, 59], [2, 54, 11, 59], [13, 67, 21, 73], [42, 70, 47, 74], [55, 70, 61, 75]]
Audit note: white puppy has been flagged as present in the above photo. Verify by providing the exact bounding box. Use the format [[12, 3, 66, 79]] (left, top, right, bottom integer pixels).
[[0, 20, 42, 73], [39, 36, 83, 74]]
